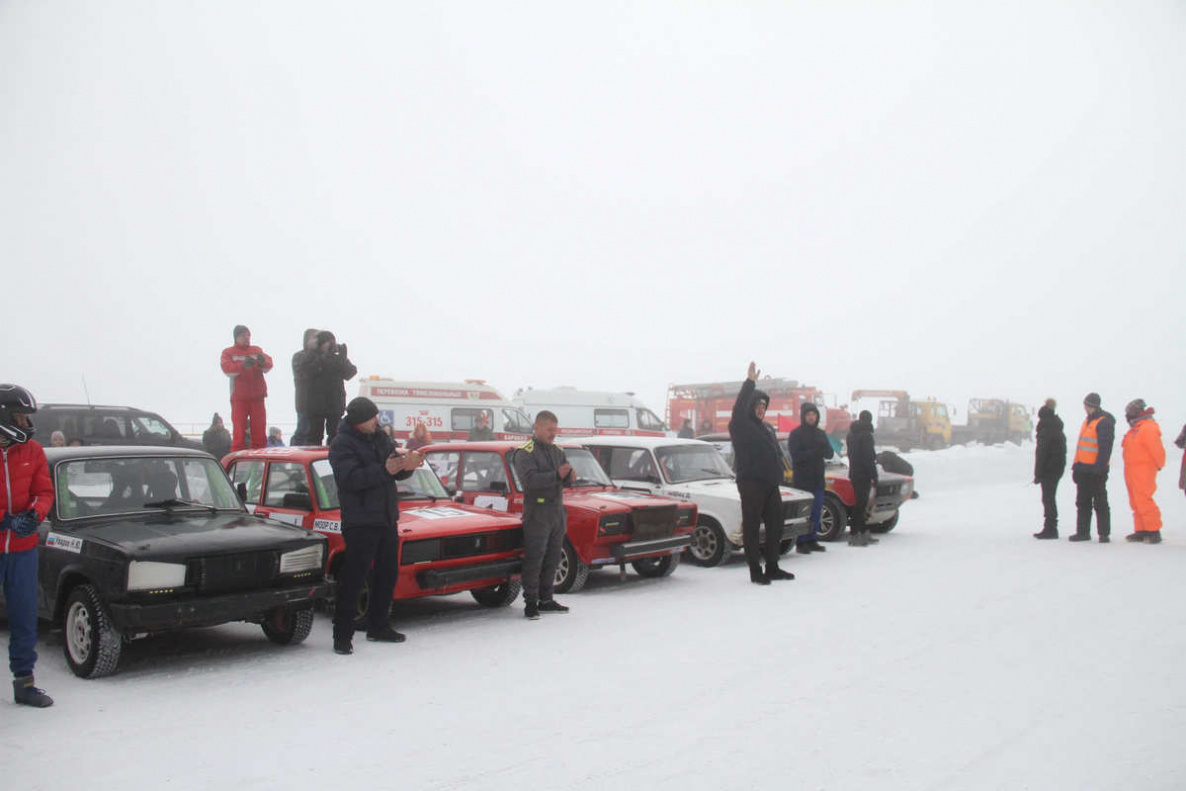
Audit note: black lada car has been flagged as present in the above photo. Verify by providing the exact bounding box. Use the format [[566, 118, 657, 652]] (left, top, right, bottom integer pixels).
[[16, 446, 329, 678]]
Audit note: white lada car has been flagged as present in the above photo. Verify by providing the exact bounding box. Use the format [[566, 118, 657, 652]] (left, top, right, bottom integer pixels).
[[576, 437, 814, 567]]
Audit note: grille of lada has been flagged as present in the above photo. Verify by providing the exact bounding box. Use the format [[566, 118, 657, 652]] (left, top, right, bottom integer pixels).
[[876, 483, 902, 498], [401, 527, 524, 566], [630, 505, 677, 541], [190, 551, 278, 595]]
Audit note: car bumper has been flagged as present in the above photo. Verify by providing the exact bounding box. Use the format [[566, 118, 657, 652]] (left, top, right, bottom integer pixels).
[[416, 558, 523, 590], [108, 581, 329, 632], [608, 535, 692, 563]]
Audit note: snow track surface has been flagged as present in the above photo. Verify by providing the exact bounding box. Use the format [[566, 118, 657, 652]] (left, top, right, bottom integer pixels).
[[4, 444, 1185, 790]]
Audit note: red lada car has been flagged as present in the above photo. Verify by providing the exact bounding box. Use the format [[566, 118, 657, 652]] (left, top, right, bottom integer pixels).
[[223, 447, 524, 612], [422, 442, 697, 593]]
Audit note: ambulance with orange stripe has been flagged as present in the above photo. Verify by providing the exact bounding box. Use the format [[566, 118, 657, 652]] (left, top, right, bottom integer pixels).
[[356, 378, 533, 442]]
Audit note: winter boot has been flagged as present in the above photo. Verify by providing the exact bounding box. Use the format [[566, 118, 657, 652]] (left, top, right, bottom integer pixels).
[[525, 600, 540, 620], [333, 639, 354, 655], [765, 566, 794, 581], [1033, 528, 1059, 539], [1068, 533, 1092, 542], [13, 675, 53, 708], [864, 532, 879, 544], [538, 599, 570, 614], [366, 626, 407, 643], [749, 566, 771, 585], [848, 532, 868, 547], [1098, 535, 1110, 543], [796, 542, 816, 554], [804, 540, 826, 553], [1126, 531, 1162, 544]]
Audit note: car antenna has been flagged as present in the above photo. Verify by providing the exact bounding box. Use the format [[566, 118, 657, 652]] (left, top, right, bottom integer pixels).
[[82, 375, 92, 406]]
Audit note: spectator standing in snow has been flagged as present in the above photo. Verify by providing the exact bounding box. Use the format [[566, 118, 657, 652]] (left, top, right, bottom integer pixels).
[[677, 419, 694, 439], [729, 362, 793, 585], [329, 397, 421, 654], [407, 422, 432, 451], [0, 384, 55, 708], [846, 410, 879, 547], [305, 331, 358, 446], [1032, 398, 1067, 539], [267, 426, 285, 447], [202, 413, 232, 459], [1121, 399, 1165, 543], [467, 411, 496, 441], [512, 411, 575, 619], [1070, 392, 1115, 543], [289, 328, 320, 446], [787, 402, 834, 553], [219, 325, 273, 452], [1176, 424, 1186, 503]]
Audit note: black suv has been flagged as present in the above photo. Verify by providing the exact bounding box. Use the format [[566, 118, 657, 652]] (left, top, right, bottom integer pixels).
[[36, 403, 204, 450], [3, 446, 329, 678]]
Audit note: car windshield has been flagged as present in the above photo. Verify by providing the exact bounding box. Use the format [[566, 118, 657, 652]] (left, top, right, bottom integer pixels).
[[55, 456, 242, 519], [566, 448, 613, 487], [654, 444, 735, 484], [397, 465, 450, 500]]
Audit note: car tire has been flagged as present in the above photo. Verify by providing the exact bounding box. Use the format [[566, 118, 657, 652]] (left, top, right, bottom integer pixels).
[[261, 606, 315, 645], [816, 496, 849, 542], [686, 516, 731, 567], [631, 552, 681, 578], [63, 584, 122, 679], [554, 540, 590, 594], [869, 512, 899, 534], [470, 579, 523, 607], [778, 538, 796, 556]]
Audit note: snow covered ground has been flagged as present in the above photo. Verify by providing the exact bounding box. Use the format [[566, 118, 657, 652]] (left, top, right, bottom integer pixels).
[[5, 443, 1186, 790]]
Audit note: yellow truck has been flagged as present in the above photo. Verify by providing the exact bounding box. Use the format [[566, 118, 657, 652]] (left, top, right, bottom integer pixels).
[[952, 399, 1033, 445], [850, 390, 952, 451]]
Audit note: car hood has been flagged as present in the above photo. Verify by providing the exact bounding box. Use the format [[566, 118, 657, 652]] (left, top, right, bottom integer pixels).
[[58, 512, 321, 558], [565, 488, 685, 513], [398, 506, 522, 538]]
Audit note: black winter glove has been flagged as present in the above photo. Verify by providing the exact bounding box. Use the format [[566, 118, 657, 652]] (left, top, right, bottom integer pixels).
[[11, 509, 40, 538], [242, 356, 256, 369], [338, 343, 347, 358], [0, 513, 12, 532]]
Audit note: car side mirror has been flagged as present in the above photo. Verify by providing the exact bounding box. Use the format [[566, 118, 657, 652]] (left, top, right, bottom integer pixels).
[[489, 480, 507, 493], [282, 492, 313, 511], [236, 482, 248, 504]]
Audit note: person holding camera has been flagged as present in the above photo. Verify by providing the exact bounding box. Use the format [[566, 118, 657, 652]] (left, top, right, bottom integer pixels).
[[329, 397, 421, 654], [305, 330, 358, 446], [219, 324, 274, 452]]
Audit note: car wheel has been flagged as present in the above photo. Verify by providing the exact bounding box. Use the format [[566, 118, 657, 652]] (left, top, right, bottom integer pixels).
[[631, 552, 681, 578], [779, 538, 797, 556], [261, 606, 315, 645], [869, 511, 899, 534], [554, 540, 590, 593], [687, 517, 731, 567], [470, 579, 523, 607], [63, 584, 122, 679], [816, 496, 849, 542]]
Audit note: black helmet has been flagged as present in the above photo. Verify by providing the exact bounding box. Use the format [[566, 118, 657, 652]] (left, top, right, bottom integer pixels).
[[0, 384, 38, 444]]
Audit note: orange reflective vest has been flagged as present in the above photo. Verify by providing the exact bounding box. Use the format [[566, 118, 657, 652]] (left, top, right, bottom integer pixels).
[[1075, 415, 1107, 466]]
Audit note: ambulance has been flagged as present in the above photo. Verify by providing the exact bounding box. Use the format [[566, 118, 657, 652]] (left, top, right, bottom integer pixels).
[[512, 387, 669, 437], [356, 378, 533, 441]]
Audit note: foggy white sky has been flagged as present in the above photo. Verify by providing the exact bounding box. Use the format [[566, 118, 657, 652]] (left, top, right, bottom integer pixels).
[[2, 1, 1184, 432]]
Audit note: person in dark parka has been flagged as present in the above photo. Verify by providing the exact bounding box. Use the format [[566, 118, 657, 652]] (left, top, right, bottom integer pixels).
[[787, 401, 834, 552], [729, 362, 793, 585], [846, 410, 879, 546], [1032, 398, 1067, 539], [202, 413, 232, 460], [1175, 424, 1186, 501], [305, 331, 358, 447], [328, 397, 421, 655]]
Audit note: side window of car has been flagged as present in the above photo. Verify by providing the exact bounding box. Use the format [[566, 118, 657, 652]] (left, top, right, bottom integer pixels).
[[228, 460, 265, 505], [87, 415, 127, 440], [264, 462, 311, 509], [594, 409, 629, 429], [636, 409, 666, 431], [451, 408, 490, 432], [427, 451, 460, 490], [460, 451, 509, 492]]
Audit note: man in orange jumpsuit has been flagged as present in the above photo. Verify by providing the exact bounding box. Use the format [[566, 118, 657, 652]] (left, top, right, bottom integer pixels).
[[1121, 398, 1165, 544]]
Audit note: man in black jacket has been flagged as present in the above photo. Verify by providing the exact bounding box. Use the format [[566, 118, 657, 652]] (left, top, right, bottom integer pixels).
[[846, 410, 879, 547], [328, 397, 421, 655], [1033, 398, 1067, 539], [290, 328, 320, 446], [787, 402, 834, 553], [512, 411, 575, 619], [729, 362, 793, 584], [306, 331, 358, 447]]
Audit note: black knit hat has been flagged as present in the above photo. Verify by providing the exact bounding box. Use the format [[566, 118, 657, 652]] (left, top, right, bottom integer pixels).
[[345, 397, 379, 425], [752, 389, 770, 407], [233, 324, 250, 340], [859, 410, 873, 422], [316, 330, 335, 346], [1083, 392, 1101, 408]]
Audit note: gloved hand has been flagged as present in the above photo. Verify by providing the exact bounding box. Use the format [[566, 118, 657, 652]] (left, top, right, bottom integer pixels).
[[254, 354, 267, 366], [242, 355, 256, 369], [10, 509, 40, 538], [0, 512, 13, 532], [337, 343, 347, 358]]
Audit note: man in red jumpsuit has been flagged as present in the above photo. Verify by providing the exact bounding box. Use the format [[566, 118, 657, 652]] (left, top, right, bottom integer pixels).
[[220, 325, 274, 452]]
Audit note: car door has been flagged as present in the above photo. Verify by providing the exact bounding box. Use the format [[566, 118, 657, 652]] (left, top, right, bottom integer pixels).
[[255, 461, 315, 529], [453, 450, 514, 513]]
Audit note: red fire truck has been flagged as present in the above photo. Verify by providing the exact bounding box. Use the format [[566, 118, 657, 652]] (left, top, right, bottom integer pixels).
[[666, 379, 853, 438]]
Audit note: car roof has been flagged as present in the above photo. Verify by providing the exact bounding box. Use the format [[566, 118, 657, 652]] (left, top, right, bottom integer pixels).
[[40, 403, 159, 414], [572, 436, 709, 448], [225, 446, 329, 462], [44, 445, 214, 462], [421, 440, 587, 452]]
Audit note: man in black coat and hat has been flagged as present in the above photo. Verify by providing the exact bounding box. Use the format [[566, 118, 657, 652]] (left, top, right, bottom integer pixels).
[[846, 410, 879, 546], [306, 331, 358, 447], [787, 401, 834, 553], [1033, 398, 1067, 539]]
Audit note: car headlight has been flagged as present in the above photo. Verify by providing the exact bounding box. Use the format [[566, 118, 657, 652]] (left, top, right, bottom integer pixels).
[[901, 481, 914, 501], [279, 544, 324, 575], [127, 561, 187, 592], [597, 514, 627, 536], [676, 509, 694, 527]]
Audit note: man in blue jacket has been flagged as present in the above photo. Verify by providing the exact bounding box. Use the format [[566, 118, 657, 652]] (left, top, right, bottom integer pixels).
[[729, 362, 793, 585], [328, 397, 422, 655], [787, 402, 834, 553]]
